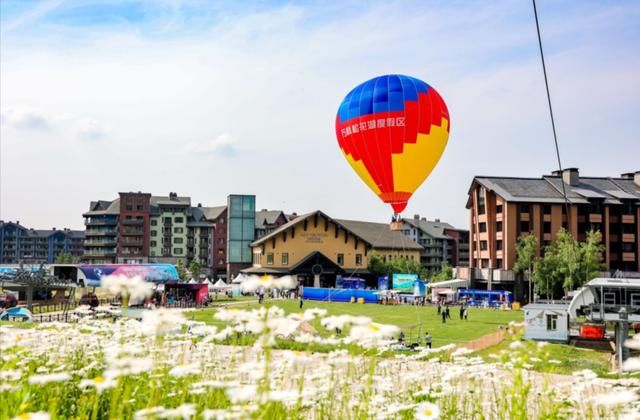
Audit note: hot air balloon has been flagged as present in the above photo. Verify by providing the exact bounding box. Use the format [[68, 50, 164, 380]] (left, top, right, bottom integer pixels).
[[335, 74, 450, 215]]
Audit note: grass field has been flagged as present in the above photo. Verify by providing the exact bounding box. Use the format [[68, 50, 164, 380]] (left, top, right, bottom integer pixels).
[[474, 334, 614, 377], [188, 298, 523, 347]]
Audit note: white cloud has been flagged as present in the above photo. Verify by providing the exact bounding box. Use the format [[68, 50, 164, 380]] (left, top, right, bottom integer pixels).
[[1, 105, 50, 130], [0, 1, 638, 229], [183, 133, 237, 156]]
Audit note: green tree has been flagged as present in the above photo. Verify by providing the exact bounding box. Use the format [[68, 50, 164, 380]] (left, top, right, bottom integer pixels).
[[533, 244, 562, 299], [555, 228, 581, 292], [579, 229, 605, 286], [431, 262, 454, 282], [188, 259, 202, 280], [367, 252, 391, 277], [175, 259, 187, 280], [55, 252, 78, 264], [514, 233, 538, 302]]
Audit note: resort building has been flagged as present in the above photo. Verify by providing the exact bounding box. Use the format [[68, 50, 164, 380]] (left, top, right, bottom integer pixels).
[[0, 221, 84, 264], [395, 215, 469, 273], [244, 210, 422, 288], [466, 168, 640, 297]]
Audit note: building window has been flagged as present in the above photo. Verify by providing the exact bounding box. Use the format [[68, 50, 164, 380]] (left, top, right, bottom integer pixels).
[[126, 204, 133, 211], [136, 205, 144, 211], [175, 217, 184, 223], [480, 240, 488, 251], [543, 204, 552, 215], [520, 221, 530, 233], [174, 237, 183, 244], [174, 227, 183, 234], [496, 221, 503, 232], [151, 219, 157, 226], [519, 203, 530, 213], [151, 231, 157, 237], [164, 217, 172, 224], [355, 254, 363, 266], [546, 314, 558, 331], [337, 253, 344, 265], [481, 259, 489, 268], [282, 253, 289, 265], [173, 248, 182, 255], [150, 241, 157, 247], [543, 221, 551, 234], [477, 189, 485, 214], [479, 222, 487, 233], [496, 204, 503, 214], [496, 259, 503, 269], [219, 218, 225, 224], [266, 253, 274, 265], [496, 240, 502, 251]]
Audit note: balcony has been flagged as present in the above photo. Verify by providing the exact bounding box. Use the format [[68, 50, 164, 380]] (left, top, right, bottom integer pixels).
[[623, 234, 636, 243], [85, 230, 116, 237], [123, 219, 144, 226], [589, 214, 603, 223], [622, 215, 636, 224], [122, 229, 144, 236], [121, 239, 143, 246], [84, 249, 116, 257], [85, 219, 116, 226], [84, 239, 117, 247]]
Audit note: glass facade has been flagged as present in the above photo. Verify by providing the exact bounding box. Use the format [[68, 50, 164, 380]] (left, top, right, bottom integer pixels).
[[227, 195, 255, 263]]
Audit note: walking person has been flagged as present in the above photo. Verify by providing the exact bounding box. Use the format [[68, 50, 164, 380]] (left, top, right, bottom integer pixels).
[[425, 331, 432, 349], [446, 305, 451, 320]]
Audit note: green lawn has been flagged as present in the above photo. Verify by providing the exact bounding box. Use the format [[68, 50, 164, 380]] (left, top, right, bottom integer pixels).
[[474, 334, 615, 377], [187, 299, 523, 348]]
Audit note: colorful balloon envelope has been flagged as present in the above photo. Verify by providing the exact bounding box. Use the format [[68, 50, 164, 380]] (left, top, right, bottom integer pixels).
[[335, 74, 450, 214]]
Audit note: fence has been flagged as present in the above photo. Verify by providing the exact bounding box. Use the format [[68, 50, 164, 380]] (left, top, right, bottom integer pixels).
[[455, 324, 523, 352]]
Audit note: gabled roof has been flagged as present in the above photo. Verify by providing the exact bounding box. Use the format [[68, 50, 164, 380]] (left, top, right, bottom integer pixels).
[[83, 199, 120, 216], [468, 174, 640, 208], [201, 206, 226, 221], [403, 218, 455, 240], [255, 210, 286, 227], [250, 210, 422, 250]]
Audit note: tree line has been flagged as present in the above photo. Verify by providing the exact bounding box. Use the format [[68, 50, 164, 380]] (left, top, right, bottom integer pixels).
[[514, 228, 605, 300], [367, 252, 453, 281]]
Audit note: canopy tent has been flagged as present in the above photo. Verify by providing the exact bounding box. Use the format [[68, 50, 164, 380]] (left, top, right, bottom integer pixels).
[[427, 279, 469, 289], [231, 274, 248, 284], [187, 278, 197, 284], [210, 279, 231, 292]]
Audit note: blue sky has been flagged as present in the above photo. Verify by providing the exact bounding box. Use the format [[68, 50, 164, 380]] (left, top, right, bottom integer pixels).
[[1, 0, 639, 230]]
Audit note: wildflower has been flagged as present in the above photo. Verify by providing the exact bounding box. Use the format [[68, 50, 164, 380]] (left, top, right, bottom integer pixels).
[[592, 390, 638, 406], [508, 341, 524, 350], [134, 406, 166, 419], [622, 357, 640, 371], [78, 375, 117, 393], [102, 274, 154, 302], [414, 402, 440, 420], [157, 404, 196, 419], [451, 347, 473, 358], [12, 412, 50, 420], [169, 363, 201, 377], [140, 308, 185, 336], [28, 372, 71, 385], [227, 384, 258, 403], [302, 308, 327, 320]]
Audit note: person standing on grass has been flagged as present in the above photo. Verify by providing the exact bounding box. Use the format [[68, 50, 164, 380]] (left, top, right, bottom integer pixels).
[[437, 301, 441, 315], [464, 307, 469, 320], [299, 294, 304, 309], [441, 309, 446, 324], [425, 332, 432, 349], [459, 304, 464, 320]]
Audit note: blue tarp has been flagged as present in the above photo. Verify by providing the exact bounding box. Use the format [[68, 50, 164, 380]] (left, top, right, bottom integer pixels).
[[302, 287, 378, 303]]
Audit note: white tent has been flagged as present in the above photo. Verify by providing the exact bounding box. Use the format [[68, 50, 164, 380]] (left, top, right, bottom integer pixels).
[[231, 274, 247, 284], [188, 278, 197, 284], [210, 278, 231, 291]]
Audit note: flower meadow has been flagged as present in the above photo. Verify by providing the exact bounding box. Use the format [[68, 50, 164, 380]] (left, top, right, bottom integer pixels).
[[1, 305, 640, 419]]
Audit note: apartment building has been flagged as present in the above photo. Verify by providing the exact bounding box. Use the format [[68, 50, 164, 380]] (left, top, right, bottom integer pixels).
[[395, 215, 469, 273], [466, 169, 640, 295], [0, 221, 84, 264]]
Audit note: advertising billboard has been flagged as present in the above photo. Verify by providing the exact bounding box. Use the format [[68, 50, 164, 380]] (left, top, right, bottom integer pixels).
[[377, 275, 389, 291], [78, 264, 179, 288], [392, 273, 419, 293], [335, 276, 366, 289]]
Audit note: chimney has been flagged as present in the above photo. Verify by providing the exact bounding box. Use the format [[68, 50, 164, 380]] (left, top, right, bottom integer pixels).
[[636, 171, 640, 186], [561, 168, 579, 186], [16, 220, 20, 225], [435, 218, 441, 222], [52, 227, 56, 231], [197, 203, 202, 207], [413, 214, 420, 220]]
